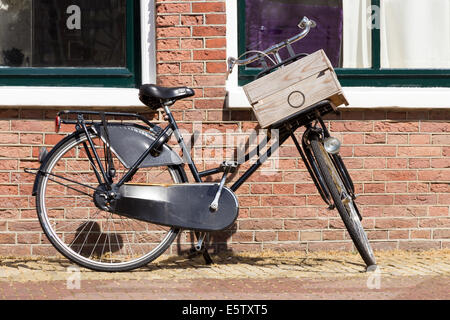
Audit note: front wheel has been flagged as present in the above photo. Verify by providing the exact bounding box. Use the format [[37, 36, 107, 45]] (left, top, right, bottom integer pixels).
[[310, 136, 377, 270]]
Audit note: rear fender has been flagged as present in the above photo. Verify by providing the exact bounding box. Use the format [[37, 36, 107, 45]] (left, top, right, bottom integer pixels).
[[92, 123, 183, 169], [32, 125, 184, 195]]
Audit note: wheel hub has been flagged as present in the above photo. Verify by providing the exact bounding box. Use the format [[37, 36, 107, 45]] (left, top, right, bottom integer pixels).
[[93, 184, 117, 211]]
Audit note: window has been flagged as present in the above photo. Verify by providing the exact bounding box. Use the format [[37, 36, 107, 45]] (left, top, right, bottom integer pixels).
[[238, 0, 450, 87], [0, 0, 140, 87]]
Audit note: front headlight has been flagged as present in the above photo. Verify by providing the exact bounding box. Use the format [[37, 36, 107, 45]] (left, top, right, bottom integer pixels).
[[324, 137, 341, 154]]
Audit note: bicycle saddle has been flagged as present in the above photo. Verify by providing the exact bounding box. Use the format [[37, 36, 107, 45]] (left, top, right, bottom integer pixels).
[[139, 84, 195, 110]]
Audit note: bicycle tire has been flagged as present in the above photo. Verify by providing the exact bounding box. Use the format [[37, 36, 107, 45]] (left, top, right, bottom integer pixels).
[[310, 136, 377, 270], [35, 130, 185, 272]]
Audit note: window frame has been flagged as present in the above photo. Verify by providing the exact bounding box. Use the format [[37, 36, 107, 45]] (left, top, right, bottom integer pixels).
[[237, 0, 450, 87], [0, 0, 141, 88]]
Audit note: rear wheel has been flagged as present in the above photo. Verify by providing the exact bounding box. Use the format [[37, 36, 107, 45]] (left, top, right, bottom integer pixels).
[[35, 131, 185, 272], [310, 136, 377, 269]]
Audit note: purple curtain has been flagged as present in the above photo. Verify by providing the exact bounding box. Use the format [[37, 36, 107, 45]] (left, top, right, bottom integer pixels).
[[245, 0, 343, 67]]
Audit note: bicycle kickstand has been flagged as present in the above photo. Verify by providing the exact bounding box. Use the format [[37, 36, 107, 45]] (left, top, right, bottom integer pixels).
[[188, 231, 213, 265]]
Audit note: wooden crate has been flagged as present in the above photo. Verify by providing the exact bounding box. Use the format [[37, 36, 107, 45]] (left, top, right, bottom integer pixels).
[[243, 49, 349, 128]]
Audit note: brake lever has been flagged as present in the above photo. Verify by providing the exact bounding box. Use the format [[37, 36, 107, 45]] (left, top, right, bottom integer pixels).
[[298, 16, 317, 29], [226, 57, 237, 78]]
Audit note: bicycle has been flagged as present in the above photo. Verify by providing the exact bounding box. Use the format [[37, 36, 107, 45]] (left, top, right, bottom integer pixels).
[[26, 17, 377, 272]]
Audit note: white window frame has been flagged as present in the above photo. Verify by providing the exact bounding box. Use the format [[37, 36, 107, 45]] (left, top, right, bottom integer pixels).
[[0, 0, 155, 107], [226, 1, 450, 109]]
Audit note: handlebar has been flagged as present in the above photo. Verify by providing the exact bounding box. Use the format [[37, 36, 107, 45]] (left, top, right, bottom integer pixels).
[[227, 16, 316, 75]]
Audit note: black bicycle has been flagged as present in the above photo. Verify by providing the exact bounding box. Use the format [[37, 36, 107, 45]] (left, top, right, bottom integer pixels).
[[27, 17, 377, 272]]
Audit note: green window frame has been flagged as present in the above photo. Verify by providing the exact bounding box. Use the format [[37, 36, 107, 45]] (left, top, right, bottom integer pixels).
[[0, 0, 141, 88], [238, 0, 450, 87]]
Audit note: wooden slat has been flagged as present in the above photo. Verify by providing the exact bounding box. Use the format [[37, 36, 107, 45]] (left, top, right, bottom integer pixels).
[[243, 50, 331, 103]]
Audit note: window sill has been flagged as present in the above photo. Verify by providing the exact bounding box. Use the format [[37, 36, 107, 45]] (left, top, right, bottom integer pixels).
[[0, 87, 143, 108], [226, 86, 450, 109]]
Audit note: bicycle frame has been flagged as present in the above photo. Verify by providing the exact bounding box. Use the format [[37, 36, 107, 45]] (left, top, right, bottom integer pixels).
[[62, 99, 353, 215]]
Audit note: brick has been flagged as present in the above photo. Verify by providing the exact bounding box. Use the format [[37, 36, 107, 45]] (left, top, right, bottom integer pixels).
[[284, 219, 328, 230], [181, 15, 204, 26], [373, 170, 416, 181], [365, 133, 386, 144], [375, 218, 417, 229], [374, 121, 419, 132], [387, 158, 408, 169], [410, 229, 431, 239], [251, 184, 272, 194], [0, 147, 31, 158], [354, 146, 396, 157], [156, 15, 179, 26], [206, 61, 227, 73], [388, 230, 409, 239], [158, 75, 192, 87], [20, 133, 43, 145], [156, 27, 191, 38], [157, 39, 180, 50], [261, 195, 305, 207], [231, 231, 253, 242], [255, 231, 277, 242], [192, 26, 226, 37], [181, 38, 204, 49], [193, 75, 226, 86], [428, 206, 449, 217], [419, 218, 450, 228], [300, 231, 321, 241], [0, 233, 15, 244], [421, 122, 450, 132], [11, 120, 54, 132], [307, 242, 353, 252], [330, 122, 373, 132], [206, 14, 226, 25], [398, 146, 441, 157], [181, 62, 204, 74], [249, 207, 271, 218], [0, 133, 19, 144], [278, 231, 299, 241], [192, 2, 225, 13], [388, 134, 408, 144], [157, 50, 191, 62], [433, 229, 450, 239], [431, 158, 450, 168], [409, 134, 431, 144], [239, 219, 283, 230], [395, 195, 437, 205], [157, 63, 180, 74], [343, 134, 364, 144], [157, 3, 191, 14], [193, 49, 226, 61], [194, 99, 225, 109], [409, 159, 430, 169], [418, 170, 450, 182], [357, 195, 394, 206], [398, 241, 440, 250], [431, 134, 450, 145]]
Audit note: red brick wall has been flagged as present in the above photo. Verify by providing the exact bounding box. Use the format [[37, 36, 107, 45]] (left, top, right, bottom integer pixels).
[[0, 1, 448, 256]]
